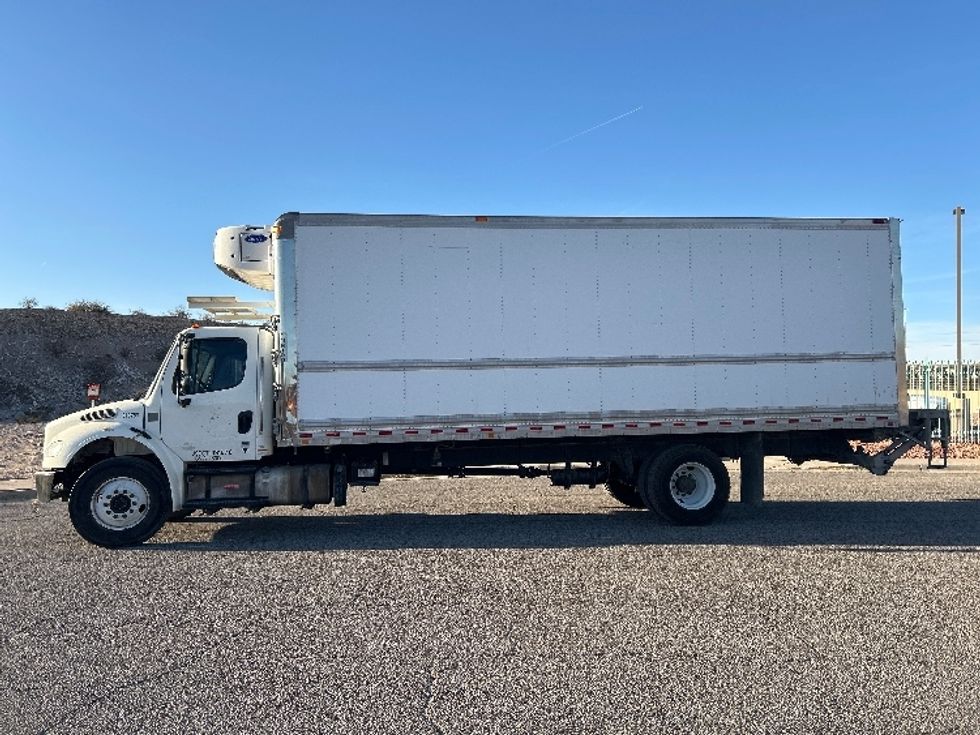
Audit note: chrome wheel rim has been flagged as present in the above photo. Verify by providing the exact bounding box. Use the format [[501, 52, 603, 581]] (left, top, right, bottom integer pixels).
[[91, 477, 151, 531], [668, 462, 715, 510]]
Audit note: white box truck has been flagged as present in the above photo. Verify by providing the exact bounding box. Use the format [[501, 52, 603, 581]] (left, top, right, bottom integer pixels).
[[35, 214, 946, 547]]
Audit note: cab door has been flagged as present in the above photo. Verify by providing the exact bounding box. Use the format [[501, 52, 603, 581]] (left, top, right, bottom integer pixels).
[[159, 328, 260, 463]]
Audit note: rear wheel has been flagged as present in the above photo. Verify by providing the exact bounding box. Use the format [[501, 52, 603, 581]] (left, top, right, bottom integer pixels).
[[68, 458, 171, 548], [638, 445, 730, 525], [605, 478, 645, 508]]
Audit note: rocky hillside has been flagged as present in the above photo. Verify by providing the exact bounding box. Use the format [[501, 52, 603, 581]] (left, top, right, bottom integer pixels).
[[0, 308, 198, 421]]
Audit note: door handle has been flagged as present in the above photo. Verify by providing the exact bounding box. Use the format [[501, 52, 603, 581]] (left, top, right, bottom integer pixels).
[[238, 410, 253, 434]]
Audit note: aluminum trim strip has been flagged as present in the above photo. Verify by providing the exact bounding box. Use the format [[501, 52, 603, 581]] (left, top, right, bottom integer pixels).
[[890, 218, 909, 424], [297, 405, 899, 430], [289, 414, 901, 447], [289, 213, 893, 231], [298, 352, 896, 373], [273, 236, 299, 440]]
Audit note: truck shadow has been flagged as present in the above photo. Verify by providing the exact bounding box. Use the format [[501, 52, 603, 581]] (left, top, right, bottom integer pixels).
[[149, 499, 980, 552]]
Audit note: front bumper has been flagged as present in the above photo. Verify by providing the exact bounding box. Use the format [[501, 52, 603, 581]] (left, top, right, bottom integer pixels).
[[34, 471, 56, 502]]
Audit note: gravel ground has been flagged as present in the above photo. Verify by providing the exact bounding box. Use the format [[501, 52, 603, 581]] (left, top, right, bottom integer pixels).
[[3, 464, 980, 734]]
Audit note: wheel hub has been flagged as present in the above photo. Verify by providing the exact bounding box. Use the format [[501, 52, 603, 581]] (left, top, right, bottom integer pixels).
[[91, 477, 151, 531], [108, 494, 133, 514], [674, 474, 697, 494], [668, 462, 716, 510]]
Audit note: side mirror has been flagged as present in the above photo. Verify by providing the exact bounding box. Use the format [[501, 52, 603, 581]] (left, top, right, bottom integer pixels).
[[176, 373, 193, 407], [176, 335, 195, 406]]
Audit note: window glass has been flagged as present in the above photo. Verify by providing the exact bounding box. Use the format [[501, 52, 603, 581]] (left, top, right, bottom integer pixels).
[[177, 338, 247, 395]]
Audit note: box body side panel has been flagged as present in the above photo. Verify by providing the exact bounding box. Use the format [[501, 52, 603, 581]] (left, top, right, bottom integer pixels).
[[288, 220, 900, 438]]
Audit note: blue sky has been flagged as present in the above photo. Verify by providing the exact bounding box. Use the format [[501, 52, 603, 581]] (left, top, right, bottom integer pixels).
[[2, 0, 979, 359]]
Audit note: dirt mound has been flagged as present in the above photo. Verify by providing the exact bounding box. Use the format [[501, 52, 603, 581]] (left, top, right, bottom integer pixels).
[[0, 308, 196, 421], [0, 422, 43, 480]]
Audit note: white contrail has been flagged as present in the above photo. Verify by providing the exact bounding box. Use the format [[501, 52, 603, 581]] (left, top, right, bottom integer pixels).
[[542, 105, 643, 151]]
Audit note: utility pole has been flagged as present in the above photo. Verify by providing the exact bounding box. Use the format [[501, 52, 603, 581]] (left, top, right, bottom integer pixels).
[[954, 206, 966, 439]]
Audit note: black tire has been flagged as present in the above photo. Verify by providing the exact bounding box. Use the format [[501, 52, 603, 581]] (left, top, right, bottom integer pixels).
[[638, 445, 730, 525], [68, 457, 171, 548], [605, 478, 645, 508]]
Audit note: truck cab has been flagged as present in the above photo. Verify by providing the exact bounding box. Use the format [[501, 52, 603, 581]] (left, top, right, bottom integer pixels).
[[35, 323, 274, 546], [156, 326, 274, 463]]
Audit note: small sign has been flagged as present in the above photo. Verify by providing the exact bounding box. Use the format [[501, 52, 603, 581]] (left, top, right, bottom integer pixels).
[[86, 383, 101, 401]]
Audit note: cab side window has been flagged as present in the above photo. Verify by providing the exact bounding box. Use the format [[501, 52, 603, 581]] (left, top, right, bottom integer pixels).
[[176, 338, 247, 395]]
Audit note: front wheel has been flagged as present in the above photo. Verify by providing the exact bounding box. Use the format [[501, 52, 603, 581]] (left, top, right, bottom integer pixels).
[[68, 458, 171, 548], [638, 445, 730, 525]]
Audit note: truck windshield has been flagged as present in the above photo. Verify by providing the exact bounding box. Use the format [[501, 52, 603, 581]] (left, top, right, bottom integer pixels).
[[177, 337, 248, 395]]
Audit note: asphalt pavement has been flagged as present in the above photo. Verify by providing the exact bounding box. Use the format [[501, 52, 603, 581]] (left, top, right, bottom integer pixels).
[[3, 465, 980, 734]]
